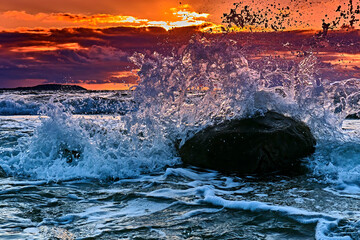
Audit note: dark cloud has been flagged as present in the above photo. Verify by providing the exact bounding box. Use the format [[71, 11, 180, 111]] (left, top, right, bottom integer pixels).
[[0, 26, 197, 88], [0, 26, 359, 88]]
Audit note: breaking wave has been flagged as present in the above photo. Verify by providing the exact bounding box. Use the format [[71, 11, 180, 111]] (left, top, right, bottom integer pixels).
[[1, 36, 360, 185]]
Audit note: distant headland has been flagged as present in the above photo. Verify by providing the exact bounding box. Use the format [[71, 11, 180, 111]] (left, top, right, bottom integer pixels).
[[0, 84, 87, 91]]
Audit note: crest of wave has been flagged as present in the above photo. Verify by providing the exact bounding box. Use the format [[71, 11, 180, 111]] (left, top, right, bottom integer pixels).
[[6, 100, 178, 180]]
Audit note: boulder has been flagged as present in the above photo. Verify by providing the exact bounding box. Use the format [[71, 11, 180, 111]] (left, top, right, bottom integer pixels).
[[179, 111, 316, 175]]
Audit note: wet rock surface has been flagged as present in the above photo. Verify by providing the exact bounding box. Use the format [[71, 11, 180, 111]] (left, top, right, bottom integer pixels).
[[179, 111, 316, 175]]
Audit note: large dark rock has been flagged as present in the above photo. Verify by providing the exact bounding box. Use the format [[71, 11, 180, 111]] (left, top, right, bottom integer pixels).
[[179, 112, 316, 175]]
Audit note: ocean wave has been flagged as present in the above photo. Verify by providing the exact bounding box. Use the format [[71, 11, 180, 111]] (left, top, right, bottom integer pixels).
[[0, 92, 134, 115], [1, 37, 360, 187]]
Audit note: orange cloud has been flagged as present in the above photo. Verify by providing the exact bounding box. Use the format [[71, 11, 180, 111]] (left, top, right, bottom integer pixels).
[[10, 43, 87, 52], [171, 4, 210, 20], [319, 52, 360, 69], [0, 5, 213, 31], [149, 6, 212, 30], [55, 13, 149, 25]]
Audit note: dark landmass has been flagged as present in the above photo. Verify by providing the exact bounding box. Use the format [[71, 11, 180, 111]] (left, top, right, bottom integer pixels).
[[0, 84, 87, 91]]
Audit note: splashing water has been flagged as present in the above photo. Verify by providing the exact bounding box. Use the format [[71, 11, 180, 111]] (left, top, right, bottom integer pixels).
[[128, 36, 360, 188], [2, 99, 178, 180], [1, 36, 360, 185], [131, 36, 359, 141]]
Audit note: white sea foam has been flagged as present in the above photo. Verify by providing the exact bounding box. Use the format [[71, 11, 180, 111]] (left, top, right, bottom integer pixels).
[[117, 170, 356, 240]]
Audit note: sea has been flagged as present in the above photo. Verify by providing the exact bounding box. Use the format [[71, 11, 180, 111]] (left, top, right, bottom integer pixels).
[[1, 37, 360, 240]]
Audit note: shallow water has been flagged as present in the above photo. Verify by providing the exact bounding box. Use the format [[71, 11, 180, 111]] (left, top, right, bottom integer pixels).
[[1, 112, 360, 239]]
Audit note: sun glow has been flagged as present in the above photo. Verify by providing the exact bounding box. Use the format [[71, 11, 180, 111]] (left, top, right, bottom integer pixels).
[[0, 5, 213, 31], [75, 83, 137, 91]]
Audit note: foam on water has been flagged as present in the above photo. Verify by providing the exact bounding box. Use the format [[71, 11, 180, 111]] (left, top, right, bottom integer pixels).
[[2, 166, 360, 239]]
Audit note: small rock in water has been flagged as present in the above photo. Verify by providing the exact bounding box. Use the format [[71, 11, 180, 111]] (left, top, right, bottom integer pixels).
[[0, 166, 7, 178], [179, 111, 316, 176], [62, 149, 81, 163]]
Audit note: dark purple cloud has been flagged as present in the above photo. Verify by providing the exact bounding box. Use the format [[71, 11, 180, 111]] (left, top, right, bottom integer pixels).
[[0, 26, 197, 88], [0, 26, 359, 88]]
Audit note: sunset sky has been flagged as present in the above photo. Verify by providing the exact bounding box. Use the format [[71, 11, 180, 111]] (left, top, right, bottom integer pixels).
[[0, 0, 359, 90], [0, 0, 350, 30]]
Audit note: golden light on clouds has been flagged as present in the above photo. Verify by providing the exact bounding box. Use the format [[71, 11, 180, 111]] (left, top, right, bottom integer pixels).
[[151, 6, 211, 30], [109, 71, 139, 82], [171, 4, 210, 20], [10, 43, 88, 52], [0, 5, 213, 31], [320, 52, 360, 68], [73, 70, 139, 90], [56, 14, 148, 25]]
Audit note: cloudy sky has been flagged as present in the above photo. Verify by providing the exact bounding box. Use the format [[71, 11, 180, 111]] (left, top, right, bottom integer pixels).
[[0, 0, 358, 89], [0, 0, 346, 30]]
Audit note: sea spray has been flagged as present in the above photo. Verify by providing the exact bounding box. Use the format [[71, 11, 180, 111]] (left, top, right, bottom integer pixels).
[[130, 36, 357, 141], [129, 35, 360, 187], [3, 36, 360, 183], [4, 99, 178, 180]]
